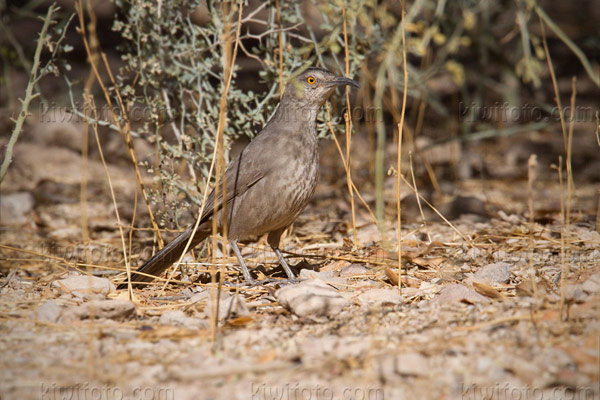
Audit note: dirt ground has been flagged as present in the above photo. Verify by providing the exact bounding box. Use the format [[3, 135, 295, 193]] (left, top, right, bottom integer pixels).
[[1, 120, 599, 400]]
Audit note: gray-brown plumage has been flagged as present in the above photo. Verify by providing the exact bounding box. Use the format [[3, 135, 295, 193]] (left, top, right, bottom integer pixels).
[[118, 67, 359, 289]]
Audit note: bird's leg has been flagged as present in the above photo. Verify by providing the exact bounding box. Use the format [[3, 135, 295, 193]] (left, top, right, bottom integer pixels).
[[272, 247, 296, 279], [230, 241, 255, 283], [267, 228, 296, 280]]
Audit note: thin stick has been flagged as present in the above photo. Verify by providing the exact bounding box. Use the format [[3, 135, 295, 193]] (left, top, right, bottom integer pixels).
[[325, 106, 378, 226], [561, 77, 577, 320], [75, 0, 164, 249], [129, 186, 139, 268], [275, 0, 284, 98], [565, 77, 576, 237], [539, 16, 567, 150], [400, 175, 472, 245], [341, 0, 357, 245], [408, 152, 429, 242], [595, 111, 600, 147], [595, 112, 600, 233], [157, 0, 244, 336], [527, 154, 538, 316], [212, 0, 242, 343], [535, 4, 600, 87], [397, 0, 408, 294], [89, 99, 131, 295], [81, 0, 100, 265], [558, 157, 566, 316]]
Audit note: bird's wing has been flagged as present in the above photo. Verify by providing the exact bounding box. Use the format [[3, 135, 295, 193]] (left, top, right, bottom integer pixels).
[[199, 149, 267, 222]]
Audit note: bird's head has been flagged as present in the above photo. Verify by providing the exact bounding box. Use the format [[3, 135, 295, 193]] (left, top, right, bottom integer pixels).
[[283, 67, 360, 109]]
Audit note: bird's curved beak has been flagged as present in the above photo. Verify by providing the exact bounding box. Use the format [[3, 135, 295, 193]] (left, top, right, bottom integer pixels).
[[329, 76, 361, 89]]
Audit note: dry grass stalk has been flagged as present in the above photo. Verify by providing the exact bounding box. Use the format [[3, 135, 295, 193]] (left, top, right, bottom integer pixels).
[[408, 152, 430, 242], [400, 175, 472, 245], [557, 156, 566, 316], [396, 0, 408, 294], [539, 16, 566, 150], [275, 0, 284, 98], [341, 1, 357, 245], [596, 111, 600, 233], [89, 100, 131, 292], [527, 154, 539, 316], [80, 0, 102, 266], [540, 13, 579, 319], [559, 77, 577, 320], [396, 123, 404, 295], [209, 0, 244, 343], [325, 107, 379, 227], [75, 0, 165, 252]]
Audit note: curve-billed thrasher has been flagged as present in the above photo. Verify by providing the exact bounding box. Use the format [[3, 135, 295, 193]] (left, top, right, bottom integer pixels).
[[118, 67, 359, 289]]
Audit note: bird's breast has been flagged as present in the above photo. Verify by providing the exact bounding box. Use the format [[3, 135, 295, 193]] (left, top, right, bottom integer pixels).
[[227, 129, 320, 240]]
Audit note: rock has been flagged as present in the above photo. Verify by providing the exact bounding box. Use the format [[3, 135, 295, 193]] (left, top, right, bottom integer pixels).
[[299, 269, 347, 289], [52, 275, 115, 297], [433, 284, 490, 304], [340, 263, 368, 276], [379, 352, 430, 382], [581, 274, 600, 294], [472, 262, 512, 284], [31, 120, 83, 153], [395, 352, 430, 376], [0, 192, 34, 225], [564, 284, 586, 302], [299, 269, 336, 279], [439, 195, 488, 220], [4, 142, 138, 195], [159, 310, 208, 330], [275, 279, 349, 318], [62, 300, 135, 321], [36, 300, 65, 323], [201, 292, 249, 322], [358, 288, 402, 306], [48, 227, 82, 241]]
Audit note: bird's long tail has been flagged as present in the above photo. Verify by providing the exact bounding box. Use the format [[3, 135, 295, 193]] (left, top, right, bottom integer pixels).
[[117, 226, 208, 289]]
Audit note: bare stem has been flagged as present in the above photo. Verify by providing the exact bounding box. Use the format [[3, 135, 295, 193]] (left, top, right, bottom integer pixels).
[[0, 4, 58, 183], [396, 0, 408, 294]]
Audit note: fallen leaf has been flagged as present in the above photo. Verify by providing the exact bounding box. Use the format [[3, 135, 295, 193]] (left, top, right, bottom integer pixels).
[[226, 315, 255, 326], [384, 268, 420, 287], [472, 281, 507, 300]]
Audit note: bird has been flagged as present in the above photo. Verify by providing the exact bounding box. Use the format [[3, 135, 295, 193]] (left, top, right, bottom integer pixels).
[[117, 67, 359, 289]]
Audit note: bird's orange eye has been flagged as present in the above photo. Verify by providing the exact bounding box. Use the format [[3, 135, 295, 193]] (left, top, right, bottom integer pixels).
[[307, 76, 316, 84]]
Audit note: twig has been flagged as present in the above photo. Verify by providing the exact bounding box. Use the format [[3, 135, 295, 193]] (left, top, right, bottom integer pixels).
[[538, 16, 567, 150], [535, 3, 600, 87], [408, 152, 429, 241], [397, 0, 408, 294], [80, 0, 100, 265], [341, 1, 357, 245], [275, 0, 284, 98], [400, 175, 472, 245], [595, 112, 600, 233], [557, 157, 566, 317], [0, 4, 58, 183], [75, 0, 165, 251], [561, 77, 577, 320], [325, 106, 379, 227], [89, 98, 131, 293]]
